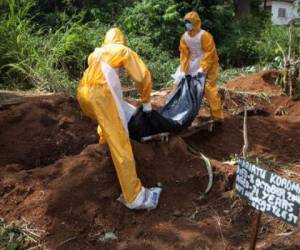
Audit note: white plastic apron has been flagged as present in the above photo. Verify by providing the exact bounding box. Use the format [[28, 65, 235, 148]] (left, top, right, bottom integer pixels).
[[94, 48, 137, 134], [172, 30, 205, 85]]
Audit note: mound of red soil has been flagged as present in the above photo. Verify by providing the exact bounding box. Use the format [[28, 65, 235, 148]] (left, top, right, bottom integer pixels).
[[0, 94, 98, 167], [225, 70, 283, 95], [1, 138, 224, 249], [0, 86, 300, 249]]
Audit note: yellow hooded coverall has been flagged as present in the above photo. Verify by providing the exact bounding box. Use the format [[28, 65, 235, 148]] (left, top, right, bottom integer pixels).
[[77, 28, 152, 204], [180, 11, 223, 120]]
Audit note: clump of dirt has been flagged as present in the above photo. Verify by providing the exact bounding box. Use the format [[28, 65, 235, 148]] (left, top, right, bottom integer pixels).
[[0, 94, 98, 167], [225, 70, 283, 95]]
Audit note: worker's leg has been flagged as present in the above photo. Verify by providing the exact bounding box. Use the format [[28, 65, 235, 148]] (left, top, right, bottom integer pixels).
[[88, 85, 142, 204], [205, 64, 224, 120]]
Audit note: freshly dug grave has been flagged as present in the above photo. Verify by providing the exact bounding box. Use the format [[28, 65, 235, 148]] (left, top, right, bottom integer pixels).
[[0, 80, 300, 249], [189, 94, 300, 165]]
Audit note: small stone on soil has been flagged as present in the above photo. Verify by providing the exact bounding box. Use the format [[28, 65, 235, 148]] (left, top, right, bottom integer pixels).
[[173, 209, 182, 217]]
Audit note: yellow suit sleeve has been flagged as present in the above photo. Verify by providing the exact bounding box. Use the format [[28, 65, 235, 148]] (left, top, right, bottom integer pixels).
[[179, 36, 190, 74], [200, 32, 218, 73], [87, 52, 95, 66], [123, 49, 152, 103]]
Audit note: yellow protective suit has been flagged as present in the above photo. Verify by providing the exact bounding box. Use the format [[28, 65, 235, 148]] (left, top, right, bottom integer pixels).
[[77, 28, 152, 204], [179, 11, 223, 120]]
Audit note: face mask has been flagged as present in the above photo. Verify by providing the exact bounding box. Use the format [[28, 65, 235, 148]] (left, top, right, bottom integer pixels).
[[185, 22, 193, 31]]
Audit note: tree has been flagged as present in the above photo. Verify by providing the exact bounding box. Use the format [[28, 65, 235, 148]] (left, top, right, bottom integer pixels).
[[234, 0, 251, 17], [263, 0, 267, 10]]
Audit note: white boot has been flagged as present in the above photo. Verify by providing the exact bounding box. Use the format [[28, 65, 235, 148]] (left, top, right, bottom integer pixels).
[[118, 186, 162, 210]]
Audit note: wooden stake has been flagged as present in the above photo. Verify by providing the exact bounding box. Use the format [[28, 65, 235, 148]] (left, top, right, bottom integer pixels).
[[242, 107, 248, 159], [242, 106, 262, 250], [249, 211, 262, 250], [288, 23, 292, 97]]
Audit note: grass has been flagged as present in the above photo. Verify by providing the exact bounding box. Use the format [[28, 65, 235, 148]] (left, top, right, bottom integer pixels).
[[218, 68, 248, 86], [0, 1, 109, 95], [0, 218, 43, 250]]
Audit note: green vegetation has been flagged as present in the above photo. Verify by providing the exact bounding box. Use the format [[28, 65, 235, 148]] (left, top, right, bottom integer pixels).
[[0, 218, 41, 250], [0, 0, 298, 94], [0, 0, 108, 93]]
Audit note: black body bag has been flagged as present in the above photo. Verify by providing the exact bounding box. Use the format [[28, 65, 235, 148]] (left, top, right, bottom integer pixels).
[[128, 75, 205, 141]]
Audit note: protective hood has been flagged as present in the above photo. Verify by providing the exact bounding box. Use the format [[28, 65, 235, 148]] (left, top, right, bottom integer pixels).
[[184, 11, 202, 32], [102, 28, 126, 46]]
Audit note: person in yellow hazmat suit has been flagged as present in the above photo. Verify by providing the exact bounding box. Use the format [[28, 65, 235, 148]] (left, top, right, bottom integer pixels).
[[173, 11, 223, 122], [77, 28, 162, 210]]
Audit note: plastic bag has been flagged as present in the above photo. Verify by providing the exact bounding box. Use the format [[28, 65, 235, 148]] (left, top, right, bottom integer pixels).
[[128, 75, 205, 141]]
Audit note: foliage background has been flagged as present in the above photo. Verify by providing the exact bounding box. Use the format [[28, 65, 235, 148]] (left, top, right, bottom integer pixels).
[[0, 0, 299, 93]]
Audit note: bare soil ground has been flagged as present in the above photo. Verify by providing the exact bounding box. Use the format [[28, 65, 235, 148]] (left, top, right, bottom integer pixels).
[[0, 71, 300, 249]]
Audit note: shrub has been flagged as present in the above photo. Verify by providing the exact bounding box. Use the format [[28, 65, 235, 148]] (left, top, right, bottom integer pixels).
[[256, 25, 300, 64], [118, 0, 183, 55], [0, 0, 292, 93], [217, 15, 271, 67], [0, 0, 108, 93], [127, 35, 178, 88]]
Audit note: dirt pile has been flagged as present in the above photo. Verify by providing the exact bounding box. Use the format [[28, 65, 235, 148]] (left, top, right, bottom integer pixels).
[[225, 70, 283, 95], [1, 136, 220, 249], [0, 93, 98, 167], [0, 81, 300, 249]]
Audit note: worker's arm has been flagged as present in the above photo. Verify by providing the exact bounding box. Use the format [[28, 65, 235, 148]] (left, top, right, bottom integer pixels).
[[123, 48, 152, 104], [199, 32, 219, 74], [179, 36, 190, 74], [87, 52, 95, 66]]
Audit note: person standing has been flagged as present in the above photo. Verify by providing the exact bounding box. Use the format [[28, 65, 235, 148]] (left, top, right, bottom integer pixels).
[[174, 11, 223, 122]]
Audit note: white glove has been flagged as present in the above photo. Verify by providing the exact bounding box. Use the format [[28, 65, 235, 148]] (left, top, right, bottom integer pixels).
[[142, 102, 152, 112], [196, 68, 206, 78], [174, 71, 186, 85], [118, 186, 162, 210]]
